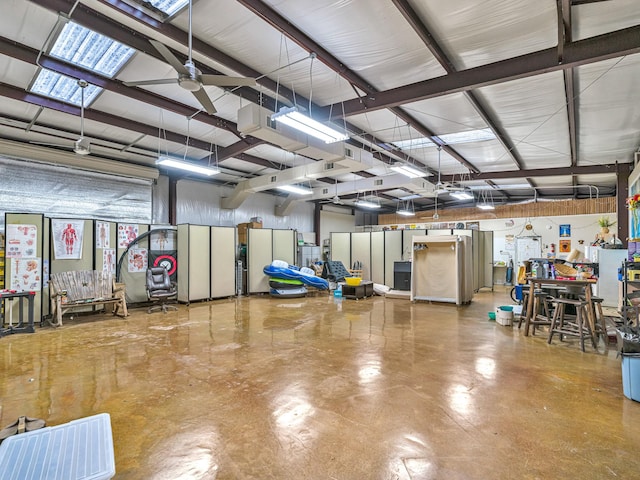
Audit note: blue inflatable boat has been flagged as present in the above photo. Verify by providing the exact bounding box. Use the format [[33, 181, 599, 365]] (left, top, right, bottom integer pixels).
[[263, 261, 329, 290]]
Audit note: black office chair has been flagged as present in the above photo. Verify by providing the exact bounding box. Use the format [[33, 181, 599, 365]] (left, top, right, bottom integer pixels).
[[146, 267, 178, 313]]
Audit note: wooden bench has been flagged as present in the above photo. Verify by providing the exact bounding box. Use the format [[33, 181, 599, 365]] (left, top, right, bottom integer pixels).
[[49, 270, 128, 326]]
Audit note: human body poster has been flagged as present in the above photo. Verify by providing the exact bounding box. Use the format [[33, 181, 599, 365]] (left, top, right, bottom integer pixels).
[[96, 221, 110, 248], [128, 248, 148, 273], [52, 219, 84, 260], [118, 224, 138, 248], [103, 248, 116, 275], [5, 224, 37, 258], [10, 258, 41, 291]]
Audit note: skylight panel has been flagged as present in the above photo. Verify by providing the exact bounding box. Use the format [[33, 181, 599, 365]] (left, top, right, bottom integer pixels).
[[436, 129, 496, 145], [30, 70, 102, 106], [393, 128, 497, 150], [121, 0, 189, 20], [393, 137, 436, 149], [146, 0, 189, 17], [50, 22, 135, 78]]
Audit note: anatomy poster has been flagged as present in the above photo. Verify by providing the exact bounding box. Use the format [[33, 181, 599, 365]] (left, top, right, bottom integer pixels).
[[118, 224, 138, 248], [150, 229, 174, 251], [5, 224, 37, 258], [52, 219, 84, 260], [10, 257, 41, 291], [103, 248, 116, 275], [96, 221, 110, 248], [128, 247, 148, 273]]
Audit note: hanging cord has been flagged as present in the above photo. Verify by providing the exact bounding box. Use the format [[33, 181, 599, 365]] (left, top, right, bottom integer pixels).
[[182, 117, 191, 162]]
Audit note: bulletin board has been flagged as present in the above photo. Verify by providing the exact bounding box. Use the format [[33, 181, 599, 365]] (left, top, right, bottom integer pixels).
[[515, 236, 542, 267]]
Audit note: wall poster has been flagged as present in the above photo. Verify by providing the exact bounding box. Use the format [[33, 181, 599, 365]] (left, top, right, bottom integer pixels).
[[118, 224, 138, 248], [10, 257, 41, 291], [559, 224, 571, 237], [128, 247, 148, 273], [103, 248, 116, 275], [559, 239, 571, 253], [5, 224, 37, 258], [96, 221, 110, 248], [51, 219, 84, 260]]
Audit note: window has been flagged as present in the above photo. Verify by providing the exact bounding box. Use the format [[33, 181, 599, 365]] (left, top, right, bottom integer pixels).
[[30, 70, 102, 107], [49, 21, 135, 78]]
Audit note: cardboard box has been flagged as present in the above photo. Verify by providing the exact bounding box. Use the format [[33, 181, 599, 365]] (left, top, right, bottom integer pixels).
[[237, 222, 262, 244]]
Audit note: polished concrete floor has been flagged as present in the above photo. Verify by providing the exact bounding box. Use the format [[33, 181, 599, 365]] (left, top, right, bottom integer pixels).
[[1, 288, 639, 479]]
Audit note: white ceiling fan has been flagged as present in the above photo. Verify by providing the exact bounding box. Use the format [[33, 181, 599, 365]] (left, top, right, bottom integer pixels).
[[320, 180, 344, 205], [31, 79, 91, 155], [123, 0, 256, 114]]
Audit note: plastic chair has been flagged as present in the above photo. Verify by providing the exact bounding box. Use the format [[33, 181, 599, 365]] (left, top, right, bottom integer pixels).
[[146, 267, 178, 313]]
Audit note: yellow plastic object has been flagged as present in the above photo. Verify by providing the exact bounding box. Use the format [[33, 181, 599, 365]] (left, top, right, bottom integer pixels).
[[344, 277, 362, 286]]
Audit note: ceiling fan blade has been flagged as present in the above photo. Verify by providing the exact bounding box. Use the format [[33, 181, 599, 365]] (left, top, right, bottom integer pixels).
[[149, 39, 190, 75], [192, 88, 217, 114], [200, 75, 257, 87], [123, 78, 179, 87]]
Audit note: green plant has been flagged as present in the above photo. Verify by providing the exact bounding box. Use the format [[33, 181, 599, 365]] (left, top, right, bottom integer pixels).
[[598, 216, 615, 228]]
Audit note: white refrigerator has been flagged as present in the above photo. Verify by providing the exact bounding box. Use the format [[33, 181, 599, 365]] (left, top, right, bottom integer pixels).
[[593, 247, 627, 307]]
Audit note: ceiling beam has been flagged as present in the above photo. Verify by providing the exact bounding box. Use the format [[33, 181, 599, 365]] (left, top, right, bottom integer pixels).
[[324, 24, 640, 117], [27, 0, 432, 173], [437, 163, 628, 182], [235, 0, 477, 173], [390, 0, 522, 187]]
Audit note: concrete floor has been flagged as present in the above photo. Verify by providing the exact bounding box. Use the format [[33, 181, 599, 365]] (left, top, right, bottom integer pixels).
[[1, 288, 639, 479]]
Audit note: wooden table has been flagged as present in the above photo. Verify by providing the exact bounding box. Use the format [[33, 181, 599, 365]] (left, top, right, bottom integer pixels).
[[523, 277, 598, 336]]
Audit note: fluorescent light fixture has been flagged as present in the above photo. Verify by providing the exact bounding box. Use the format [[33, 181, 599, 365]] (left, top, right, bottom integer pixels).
[[50, 22, 135, 78], [156, 157, 219, 176], [390, 163, 427, 178], [271, 107, 349, 144], [450, 191, 474, 200], [356, 200, 381, 209], [477, 204, 495, 210], [277, 184, 313, 195], [30, 70, 102, 106], [396, 209, 414, 216], [399, 194, 421, 201]]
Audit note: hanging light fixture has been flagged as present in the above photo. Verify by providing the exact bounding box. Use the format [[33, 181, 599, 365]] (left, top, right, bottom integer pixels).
[[396, 199, 415, 216], [271, 106, 349, 144], [450, 190, 474, 200], [356, 191, 381, 209], [477, 190, 495, 210], [277, 184, 313, 195], [156, 156, 220, 176], [390, 163, 427, 178]]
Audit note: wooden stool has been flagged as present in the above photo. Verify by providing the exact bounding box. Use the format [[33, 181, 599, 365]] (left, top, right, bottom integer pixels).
[[521, 290, 554, 336], [580, 294, 607, 345], [548, 297, 597, 352]]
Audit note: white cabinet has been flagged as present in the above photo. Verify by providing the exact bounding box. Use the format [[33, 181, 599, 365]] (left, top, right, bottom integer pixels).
[[411, 235, 473, 305]]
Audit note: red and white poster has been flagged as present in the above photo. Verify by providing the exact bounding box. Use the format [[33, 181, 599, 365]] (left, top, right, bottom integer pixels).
[[10, 257, 41, 291], [118, 224, 138, 248], [128, 247, 148, 273], [103, 248, 116, 275], [52, 219, 84, 260], [96, 221, 110, 248], [6, 224, 37, 258]]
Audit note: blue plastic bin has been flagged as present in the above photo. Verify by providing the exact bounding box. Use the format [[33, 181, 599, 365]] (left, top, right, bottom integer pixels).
[[621, 355, 640, 402]]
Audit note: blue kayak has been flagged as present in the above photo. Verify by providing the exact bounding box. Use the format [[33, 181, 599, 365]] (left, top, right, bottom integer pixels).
[[263, 262, 329, 290]]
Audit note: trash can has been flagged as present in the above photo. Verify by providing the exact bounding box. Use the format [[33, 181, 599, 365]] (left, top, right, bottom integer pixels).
[[616, 326, 640, 402]]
